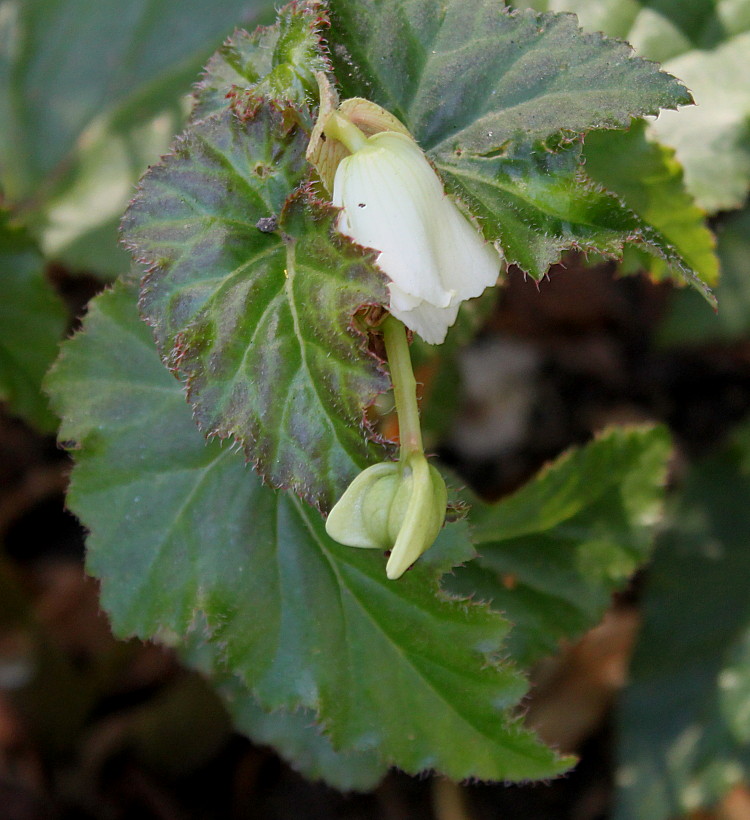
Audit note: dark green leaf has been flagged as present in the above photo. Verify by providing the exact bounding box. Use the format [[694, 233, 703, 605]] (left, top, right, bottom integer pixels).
[[583, 119, 719, 287], [193, 3, 330, 122], [0, 212, 66, 430], [446, 426, 671, 666], [327, 0, 691, 153], [46, 281, 572, 782], [124, 104, 308, 351], [435, 137, 714, 302], [615, 431, 750, 820], [0, 0, 272, 273], [124, 103, 390, 510]]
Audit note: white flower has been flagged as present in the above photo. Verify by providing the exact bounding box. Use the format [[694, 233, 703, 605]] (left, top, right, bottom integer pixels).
[[332, 130, 501, 345]]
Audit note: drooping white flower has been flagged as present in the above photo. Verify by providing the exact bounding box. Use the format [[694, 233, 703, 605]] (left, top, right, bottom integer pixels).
[[332, 130, 501, 345]]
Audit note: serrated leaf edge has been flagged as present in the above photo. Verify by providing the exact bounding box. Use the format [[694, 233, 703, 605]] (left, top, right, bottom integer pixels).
[[191, 0, 335, 126]]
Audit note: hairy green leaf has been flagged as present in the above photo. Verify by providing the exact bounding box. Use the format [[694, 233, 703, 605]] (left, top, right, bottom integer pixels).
[[436, 139, 624, 279], [124, 104, 307, 348], [193, 2, 329, 122], [434, 138, 713, 302], [447, 427, 671, 666], [513, 0, 750, 212], [615, 431, 750, 820], [46, 282, 572, 782], [328, 0, 690, 152], [0, 212, 66, 430], [124, 102, 390, 510], [584, 119, 719, 287], [0, 0, 272, 274]]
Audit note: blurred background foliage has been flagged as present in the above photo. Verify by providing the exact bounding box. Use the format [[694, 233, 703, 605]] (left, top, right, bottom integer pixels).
[[1, 0, 750, 817]]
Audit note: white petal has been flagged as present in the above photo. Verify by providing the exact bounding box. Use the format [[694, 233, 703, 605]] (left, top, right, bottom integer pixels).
[[334, 133, 452, 308], [433, 196, 501, 301], [387, 280, 423, 312], [389, 297, 460, 345], [332, 129, 501, 344]]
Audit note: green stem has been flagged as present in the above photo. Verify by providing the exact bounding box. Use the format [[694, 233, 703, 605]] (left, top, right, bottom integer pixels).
[[382, 316, 423, 459], [322, 113, 368, 154]]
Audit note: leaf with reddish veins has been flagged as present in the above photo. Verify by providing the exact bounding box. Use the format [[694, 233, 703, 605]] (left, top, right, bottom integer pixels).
[[123, 103, 392, 510]]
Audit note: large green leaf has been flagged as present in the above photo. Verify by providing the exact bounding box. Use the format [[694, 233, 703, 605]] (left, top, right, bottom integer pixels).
[[124, 103, 390, 510], [435, 138, 640, 279], [434, 137, 713, 303], [446, 427, 671, 667], [615, 431, 750, 820], [45, 281, 572, 782], [512, 0, 750, 212], [0, 0, 273, 274], [327, 0, 690, 152], [0, 212, 66, 430], [325, 1, 713, 301], [583, 119, 719, 287]]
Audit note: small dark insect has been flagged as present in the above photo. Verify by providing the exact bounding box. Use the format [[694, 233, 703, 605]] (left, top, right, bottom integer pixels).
[[358, 202, 366, 208], [256, 215, 278, 233]]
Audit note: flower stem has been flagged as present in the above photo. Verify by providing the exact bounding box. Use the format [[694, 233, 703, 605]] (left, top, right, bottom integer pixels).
[[382, 316, 423, 458], [323, 113, 368, 154]]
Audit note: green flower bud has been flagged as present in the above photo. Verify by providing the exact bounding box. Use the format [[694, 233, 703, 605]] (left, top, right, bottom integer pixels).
[[325, 453, 448, 579]]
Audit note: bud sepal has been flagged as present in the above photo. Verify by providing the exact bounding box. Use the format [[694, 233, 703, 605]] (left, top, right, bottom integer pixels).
[[325, 453, 448, 580]]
